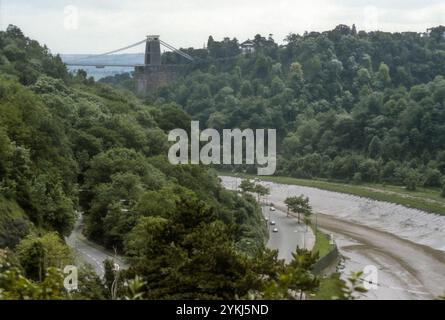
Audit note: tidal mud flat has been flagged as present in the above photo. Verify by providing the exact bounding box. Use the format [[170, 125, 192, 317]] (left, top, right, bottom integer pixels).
[[221, 176, 445, 299]]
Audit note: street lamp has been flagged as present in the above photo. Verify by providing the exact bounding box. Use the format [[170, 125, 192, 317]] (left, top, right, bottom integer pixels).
[[234, 173, 239, 191], [315, 212, 318, 232]]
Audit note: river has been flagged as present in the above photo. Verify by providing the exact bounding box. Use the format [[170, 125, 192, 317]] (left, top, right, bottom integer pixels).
[[220, 176, 445, 300]]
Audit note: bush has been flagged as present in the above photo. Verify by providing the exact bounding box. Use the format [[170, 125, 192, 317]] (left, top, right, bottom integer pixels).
[[16, 233, 73, 281], [404, 169, 420, 191], [423, 169, 442, 187], [353, 172, 362, 185]]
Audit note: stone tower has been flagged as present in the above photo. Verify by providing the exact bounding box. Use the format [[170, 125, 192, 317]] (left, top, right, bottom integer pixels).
[[144, 35, 161, 66], [134, 35, 180, 95]]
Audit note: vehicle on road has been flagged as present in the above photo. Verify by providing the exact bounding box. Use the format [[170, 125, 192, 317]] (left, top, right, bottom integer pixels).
[[273, 228, 279, 233], [270, 207, 276, 211], [270, 221, 276, 226]]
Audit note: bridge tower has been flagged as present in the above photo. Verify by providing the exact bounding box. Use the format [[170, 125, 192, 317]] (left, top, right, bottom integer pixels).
[[64, 35, 192, 95], [135, 35, 181, 95], [144, 35, 161, 66]]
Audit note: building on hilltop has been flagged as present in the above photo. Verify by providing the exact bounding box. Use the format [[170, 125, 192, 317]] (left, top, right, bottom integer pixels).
[[240, 40, 255, 54]]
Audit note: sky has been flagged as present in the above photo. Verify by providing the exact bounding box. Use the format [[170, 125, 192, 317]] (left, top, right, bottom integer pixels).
[[1, 0, 445, 54]]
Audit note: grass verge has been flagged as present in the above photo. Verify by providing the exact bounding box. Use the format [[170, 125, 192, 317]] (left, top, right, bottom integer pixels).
[[312, 228, 334, 258]]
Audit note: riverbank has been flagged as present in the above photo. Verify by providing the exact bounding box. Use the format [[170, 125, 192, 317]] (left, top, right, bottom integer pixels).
[[219, 172, 445, 216], [221, 175, 445, 299]]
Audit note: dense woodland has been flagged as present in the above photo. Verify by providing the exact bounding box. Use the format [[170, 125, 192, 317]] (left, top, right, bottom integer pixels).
[[0, 25, 367, 300], [105, 24, 445, 192]]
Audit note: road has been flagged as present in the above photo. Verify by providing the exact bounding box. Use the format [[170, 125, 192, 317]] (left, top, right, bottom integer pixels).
[[221, 176, 445, 300], [66, 213, 127, 278], [222, 177, 316, 262], [263, 206, 315, 262]]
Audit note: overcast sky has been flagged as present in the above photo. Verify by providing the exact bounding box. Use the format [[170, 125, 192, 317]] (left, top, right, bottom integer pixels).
[[1, 0, 445, 54]]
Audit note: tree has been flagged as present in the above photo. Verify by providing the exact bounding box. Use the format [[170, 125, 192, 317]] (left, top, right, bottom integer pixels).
[[6, 24, 24, 38], [124, 191, 262, 299], [255, 55, 271, 78], [271, 76, 285, 96], [353, 172, 362, 185], [351, 24, 357, 35], [207, 111, 228, 130], [207, 36, 215, 50], [356, 68, 371, 87], [368, 136, 382, 159], [253, 184, 270, 203], [103, 258, 116, 298], [429, 26, 445, 43], [289, 61, 304, 93], [404, 169, 420, 191], [359, 159, 380, 182], [154, 104, 191, 132], [238, 180, 269, 203], [240, 80, 253, 97], [136, 187, 178, 218], [239, 179, 255, 193], [0, 267, 66, 300], [0, 128, 13, 178], [285, 196, 312, 223], [375, 62, 391, 89], [16, 233, 72, 281], [261, 248, 319, 300], [288, 248, 320, 299], [423, 169, 442, 187]]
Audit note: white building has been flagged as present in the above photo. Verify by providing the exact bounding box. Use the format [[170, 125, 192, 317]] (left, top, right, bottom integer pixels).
[[240, 40, 255, 54]]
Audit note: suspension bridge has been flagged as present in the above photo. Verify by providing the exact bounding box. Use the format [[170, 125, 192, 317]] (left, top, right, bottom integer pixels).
[[65, 35, 194, 68], [65, 36, 194, 94]]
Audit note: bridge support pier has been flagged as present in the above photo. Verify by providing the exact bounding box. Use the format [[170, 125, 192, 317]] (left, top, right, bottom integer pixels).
[[134, 65, 181, 95]]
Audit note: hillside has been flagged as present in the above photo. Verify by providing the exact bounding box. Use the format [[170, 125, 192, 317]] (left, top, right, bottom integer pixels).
[[0, 25, 296, 300], [118, 25, 445, 193]]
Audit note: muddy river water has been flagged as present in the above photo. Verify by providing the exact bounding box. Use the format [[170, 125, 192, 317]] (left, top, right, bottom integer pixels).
[[221, 176, 445, 300]]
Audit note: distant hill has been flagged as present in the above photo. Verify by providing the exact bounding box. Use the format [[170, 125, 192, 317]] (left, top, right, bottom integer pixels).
[[60, 53, 144, 79]]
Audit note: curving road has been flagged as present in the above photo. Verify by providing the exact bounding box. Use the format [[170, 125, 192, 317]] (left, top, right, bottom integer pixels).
[[66, 213, 127, 278]]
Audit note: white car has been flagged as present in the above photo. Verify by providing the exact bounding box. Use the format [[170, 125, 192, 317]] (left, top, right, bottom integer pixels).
[[270, 221, 276, 226], [270, 207, 276, 212], [273, 228, 279, 233]]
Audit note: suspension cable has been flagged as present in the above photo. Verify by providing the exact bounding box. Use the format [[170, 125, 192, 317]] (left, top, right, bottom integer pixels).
[[160, 40, 194, 61], [68, 38, 147, 63], [66, 37, 194, 65]]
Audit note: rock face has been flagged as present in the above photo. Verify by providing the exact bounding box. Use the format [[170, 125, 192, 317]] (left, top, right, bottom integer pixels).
[[134, 65, 181, 95]]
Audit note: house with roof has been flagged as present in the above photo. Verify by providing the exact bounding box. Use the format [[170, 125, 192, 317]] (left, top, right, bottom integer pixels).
[[240, 39, 255, 54]]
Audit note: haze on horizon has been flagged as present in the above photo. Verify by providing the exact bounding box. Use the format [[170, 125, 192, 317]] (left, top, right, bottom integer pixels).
[[1, 0, 445, 55]]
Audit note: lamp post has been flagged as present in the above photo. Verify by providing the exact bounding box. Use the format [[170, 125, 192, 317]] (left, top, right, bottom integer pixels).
[[300, 223, 308, 249], [303, 232, 306, 249], [315, 212, 318, 232]]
